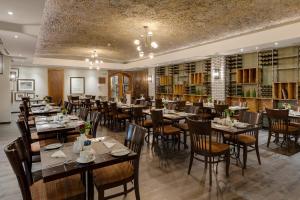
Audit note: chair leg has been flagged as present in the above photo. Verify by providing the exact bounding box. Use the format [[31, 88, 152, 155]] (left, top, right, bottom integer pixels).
[[188, 152, 194, 174], [98, 188, 104, 200], [255, 142, 261, 165], [204, 156, 208, 169], [243, 145, 247, 169], [209, 157, 212, 186], [134, 176, 141, 200], [267, 131, 272, 147], [123, 183, 127, 196], [225, 151, 230, 177]]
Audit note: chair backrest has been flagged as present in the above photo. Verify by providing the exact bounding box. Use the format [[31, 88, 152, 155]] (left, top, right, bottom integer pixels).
[[90, 112, 101, 138], [176, 101, 186, 111], [67, 103, 73, 114], [95, 100, 101, 109], [16, 120, 32, 158], [150, 109, 164, 134], [64, 101, 69, 109], [57, 98, 62, 107], [102, 101, 109, 113], [79, 107, 89, 121], [155, 99, 163, 109], [266, 108, 289, 133], [125, 123, 146, 159], [239, 111, 262, 126], [166, 102, 176, 110], [214, 104, 229, 117], [110, 102, 118, 115], [193, 102, 203, 108], [4, 137, 33, 199], [132, 107, 144, 124], [45, 96, 53, 103], [187, 116, 213, 155], [71, 96, 79, 101]]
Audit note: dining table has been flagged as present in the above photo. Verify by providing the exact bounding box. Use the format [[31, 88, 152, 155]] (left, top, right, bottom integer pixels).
[[40, 136, 137, 200], [30, 102, 55, 108], [35, 115, 84, 136], [143, 109, 196, 122], [31, 106, 61, 116], [211, 121, 260, 175]]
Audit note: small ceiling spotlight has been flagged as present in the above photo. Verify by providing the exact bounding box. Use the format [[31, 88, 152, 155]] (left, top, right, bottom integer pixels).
[[274, 42, 279, 46], [8, 11, 13, 15]]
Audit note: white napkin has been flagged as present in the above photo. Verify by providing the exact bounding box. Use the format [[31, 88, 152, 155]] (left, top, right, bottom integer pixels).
[[103, 141, 116, 149], [51, 150, 66, 158]]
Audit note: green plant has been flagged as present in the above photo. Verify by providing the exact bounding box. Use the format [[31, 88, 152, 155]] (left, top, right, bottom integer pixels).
[[79, 122, 91, 134], [61, 108, 67, 115], [224, 109, 233, 118], [207, 96, 212, 103], [43, 96, 50, 103]]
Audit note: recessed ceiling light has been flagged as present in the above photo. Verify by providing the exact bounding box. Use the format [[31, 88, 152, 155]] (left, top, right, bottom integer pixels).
[[240, 48, 244, 52], [8, 11, 13, 15], [100, 60, 103, 63], [134, 40, 140, 45], [18, 54, 22, 57], [14, 35, 18, 39], [274, 42, 279, 46], [149, 53, 154, 59], [255, 47, 259, 50]]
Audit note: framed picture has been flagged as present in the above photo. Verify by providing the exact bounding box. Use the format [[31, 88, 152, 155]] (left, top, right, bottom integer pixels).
[[98, 77, 106, 84], [0, 54, 3, 74], [17, 79, 35, 92], [27, 93, 35, 99], [15, 92, 26, 101], [70, 77, 85, 94], [10, 68, 19, 80]]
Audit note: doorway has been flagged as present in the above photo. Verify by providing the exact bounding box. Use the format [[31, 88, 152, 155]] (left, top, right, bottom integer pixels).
[[48, 69, 64, 104]]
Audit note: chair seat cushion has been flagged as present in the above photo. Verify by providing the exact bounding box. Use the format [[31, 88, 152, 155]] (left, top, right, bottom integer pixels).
[[273, 125, 299, 133], [31, 142, 40, 153], [117, 113, 130, 119], [224, 134, 256, 145], [31, 131, 39, 140], [178, 123, 188, 131], [197, 142, 229, 154], [93, 162, 134, 187], [143, 119, 153, 127], [31, 174, 85, 200], [163, 125, 181, 135]]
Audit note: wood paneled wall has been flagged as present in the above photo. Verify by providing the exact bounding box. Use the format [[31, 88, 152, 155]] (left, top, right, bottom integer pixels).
[[48, 69, 64, 104], [108, 70, 148, 98]]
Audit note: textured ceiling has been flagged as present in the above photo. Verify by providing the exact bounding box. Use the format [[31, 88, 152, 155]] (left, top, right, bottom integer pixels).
[[36, 0, 300, 63]]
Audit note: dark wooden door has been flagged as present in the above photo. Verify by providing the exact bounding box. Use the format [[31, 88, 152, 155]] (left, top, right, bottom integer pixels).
[[48, 69, 64, 104]]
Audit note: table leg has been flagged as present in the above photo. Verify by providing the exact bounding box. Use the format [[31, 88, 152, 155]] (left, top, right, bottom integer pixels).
[[85, 170, 94, 200]]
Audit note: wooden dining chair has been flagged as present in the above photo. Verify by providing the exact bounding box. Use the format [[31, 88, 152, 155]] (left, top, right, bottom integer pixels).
[[93, 123, 146, 200], [90, 111, 101, 138], [151, 109, 182, 150], [224, 111, 262, 169], [4, 137, 85, 200], [71, 96, 80, 113], [67, 103, 73, 114], [78, 106, 89, 121], [110, 103, 131, 129], [132, 107, 145, 125], [155, 99, 164, 109], [187, 116, 230, 186], [214, 104, 229, 118], [266, 108, 300, 151], [176, 101, 186, 111]]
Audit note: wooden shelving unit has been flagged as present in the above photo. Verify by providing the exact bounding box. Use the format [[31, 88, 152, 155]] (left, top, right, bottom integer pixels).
[[236, 68, 261, 84]]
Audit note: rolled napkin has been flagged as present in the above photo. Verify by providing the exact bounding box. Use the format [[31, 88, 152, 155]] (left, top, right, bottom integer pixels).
[[51, 150, 66, 158], [103, 141, 116, 149]]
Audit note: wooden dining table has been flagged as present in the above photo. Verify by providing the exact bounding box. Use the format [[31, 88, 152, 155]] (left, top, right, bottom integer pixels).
[[211, 122, 260, 175], [40, 137, 137, 200], [31, 106, 61, 116], [143, 109, 196, 122], [30, 102, 55, 108], [35, 115, 84, 136]]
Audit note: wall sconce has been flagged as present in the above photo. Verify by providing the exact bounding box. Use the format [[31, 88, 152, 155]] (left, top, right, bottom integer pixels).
[[10, 72, 16, 81], [148, 75, 153, 82], [213, 69, 220, 80]]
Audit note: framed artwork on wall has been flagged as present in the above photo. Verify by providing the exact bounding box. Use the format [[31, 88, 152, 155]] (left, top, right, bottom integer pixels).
[[98, 77, 106, 84], [15, 92, 26, 101], [17, 79, 35, 92], [0, 54, 3, 74], [10, 68, 19, 80], [27, 93, 35, 99], [70, 77, 85, 94]]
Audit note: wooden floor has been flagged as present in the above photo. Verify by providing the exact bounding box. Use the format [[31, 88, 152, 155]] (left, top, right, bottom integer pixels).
[[1, 114, 300, 200]]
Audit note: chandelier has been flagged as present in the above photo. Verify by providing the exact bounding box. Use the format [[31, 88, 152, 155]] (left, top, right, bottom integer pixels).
[[85, 50, 103, 70], [133, 26, 158, 59]]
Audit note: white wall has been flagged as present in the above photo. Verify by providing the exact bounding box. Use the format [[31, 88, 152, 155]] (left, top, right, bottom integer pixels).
[[11, 67, 48, 112], [64, 69, 108, 100], [11, 67, 109, 112], [0, 55, 11, 122]]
